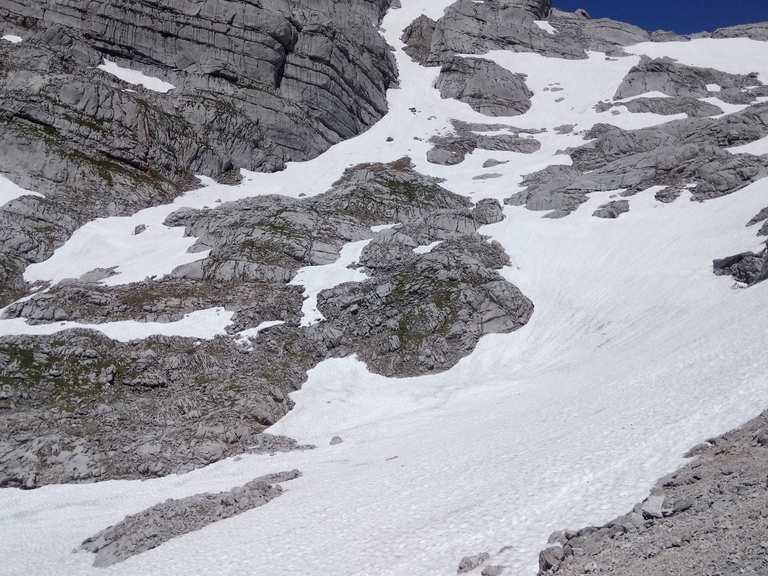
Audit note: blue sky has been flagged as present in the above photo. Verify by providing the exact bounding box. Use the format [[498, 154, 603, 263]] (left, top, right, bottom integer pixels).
[[555, 0, 768, 34]]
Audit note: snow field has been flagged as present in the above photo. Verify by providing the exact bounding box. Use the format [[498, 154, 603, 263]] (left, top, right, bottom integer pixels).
[[2, 2, 768, 575]]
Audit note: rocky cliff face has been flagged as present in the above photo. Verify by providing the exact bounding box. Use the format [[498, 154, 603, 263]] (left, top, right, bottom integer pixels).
[[0, 0, 396, 306]]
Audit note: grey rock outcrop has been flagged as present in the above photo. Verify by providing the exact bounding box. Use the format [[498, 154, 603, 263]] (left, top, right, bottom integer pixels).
[[713, 247, 768, 286], [80, 470, 300, 567], [0, 0, 396, 306], [537, 410, 768, 576], [0, 160, 534, 487], [507, 102, 768, 217], [2, 279, 303, 331], [0, 0, 396, 169], [165, 158, 474, 282], [458, 551, 491, 573], [596, 97, 724, 118], [321, 234, 533, 376], [615, 56, 763, 104], [483, 159, 509, 168], [593, 199, 629, 219], [712, 22, 768, 41], [0, 329, 317, 488], [402, 2, 649, 67], [435, 56, 533, 117], [428, 121, 542, 166]]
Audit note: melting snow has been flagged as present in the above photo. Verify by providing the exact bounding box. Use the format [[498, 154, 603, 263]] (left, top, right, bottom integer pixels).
[[729, 135, 768, 155], [235, 320, 286, 346], [534, 20, 558, 35], [97, 59, 175, 93], [0, 174, 41, 207], [1, 34, 21, 43], [0, 307, 233, 342], [289, 240, 371, 326], [413, 240, 442, 254]]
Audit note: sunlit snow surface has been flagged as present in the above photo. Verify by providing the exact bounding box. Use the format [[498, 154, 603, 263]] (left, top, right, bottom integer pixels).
[[290, 240, 372, 327], [534, 20, 558, 35], [3, 2, 768, 575], [0, 174, 41, 207], [97, 59, 175, 93], [1, 34, 21, 43], [235, 320, 286, 346]]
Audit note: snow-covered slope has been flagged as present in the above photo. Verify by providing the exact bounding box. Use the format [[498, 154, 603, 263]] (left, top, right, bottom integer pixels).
[[1, 1, 768, 575]]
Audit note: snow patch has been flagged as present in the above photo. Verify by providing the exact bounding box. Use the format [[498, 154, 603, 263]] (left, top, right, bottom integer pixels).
[[290, 239, 372, 327], [618, 90, 673, 101], [236, 320, 286, 346], [0, 174, 42, 207], [0, 307, 233, 342], [729, 135, 768, 156], [534, 20, 558, 35], [371, 223, 399, 232], [1, 34, 22, 43], [413, 240, 442, 254], [97, 59, 175, 93]]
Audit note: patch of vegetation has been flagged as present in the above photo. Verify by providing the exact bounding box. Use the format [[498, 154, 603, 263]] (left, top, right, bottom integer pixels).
[[239, 237, 293, 265], [382, 179, 439, 202]]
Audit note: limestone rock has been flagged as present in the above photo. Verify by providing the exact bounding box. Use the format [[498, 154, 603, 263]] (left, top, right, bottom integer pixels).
[[593, 200, 629, 219], [435, 56, 533, 117], [615, 56, 762, 104], [80, 470, 300, 566], [0, 0, 397, 306], [537, 410, 768, 575], [458, 552, 491, 573]]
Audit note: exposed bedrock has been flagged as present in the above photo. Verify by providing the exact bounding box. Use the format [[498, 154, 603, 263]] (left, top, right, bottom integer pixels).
[[615, 56, 764, 105], [0, 0, 396, 163], [713, 207, 768, 286], [0, 0, 396, 306], [713, 249, 768, 286], [537, 410, 768, 576], [428, 121, 543, 166], [0, 329, 317, 488], [80, 470, 301, 567], [506, 102, 768, 217], [1, 279, 304, 331], [435, 56, 533, 117], [402, 1, 650, 66], [0, 160, 534, 487], [710, 22, 768, 41], [164, 158, 475, 282], [592, 199, 629, 219], [321, 233, 533, 377], [595, 97, 724, 118]]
